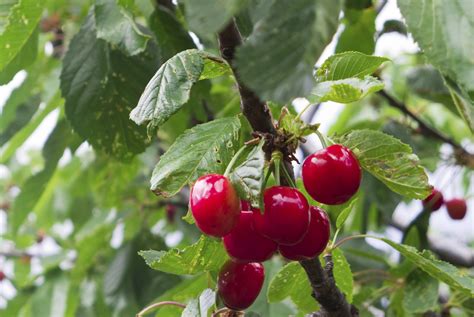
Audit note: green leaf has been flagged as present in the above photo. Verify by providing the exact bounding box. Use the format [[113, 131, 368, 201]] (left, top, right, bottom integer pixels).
[[267, 262, 318, 313], [336, 197, 358, 229], [445, 77, 474, 132], [182, 288, 216, 317], [336, 6, 376, 54], [60, 12, 160, 160], [312, 76, 384, 103], [334, 129, 431, 199], [379, 238, 474, 296], [332, 249, 353, 303], [381, 19, 408, 36], [149, 5, 195, 62], [316, 52, 389, 82], [31, 273, 71, 317], [236, 0, 341, 103], [182, 0, 243, 36], [129, 49, 230, 135], [403, 269, 439, 313], [150, 116, 241, 197], [139, 235, 228, 275], [0, 0, 42, 72], [229, 142, 265, 206], [94, 0, 151, 56], [397, 0, 474, 93]]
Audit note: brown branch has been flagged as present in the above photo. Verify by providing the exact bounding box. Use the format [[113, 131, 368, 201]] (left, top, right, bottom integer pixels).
[[217, 19, 354, 317], [378, 90, 473, 168]]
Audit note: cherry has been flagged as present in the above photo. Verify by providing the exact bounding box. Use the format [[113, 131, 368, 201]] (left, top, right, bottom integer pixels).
[[241, 200, 253, 211], [165, 204, 176, 223], [190, 174, 240, 237], [422, 189, 444, 211], [279, 206, 330, 261], [0, 271, 5, 282], [223, 210, 278, 263], [253, 186, 310, 245], [218, 260, 264, 310], [302, 144, 361, 205], [446, 198, 467, 220]]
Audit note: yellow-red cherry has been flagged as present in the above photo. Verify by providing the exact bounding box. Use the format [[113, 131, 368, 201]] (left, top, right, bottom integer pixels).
[[302, 144, 361, 205], [189, 174, 240, 237], [279, 206, 330, 261], [217, 260, 264, 311], [223, 210, 278, 263], [446, 198, 467, 220], [252, 186, 310, 246], [422, 189, 444, 211]]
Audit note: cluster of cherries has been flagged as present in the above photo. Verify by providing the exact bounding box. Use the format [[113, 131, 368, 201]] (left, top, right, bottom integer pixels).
[[190, 144, 362, 311], [422, 188, 469, 220]]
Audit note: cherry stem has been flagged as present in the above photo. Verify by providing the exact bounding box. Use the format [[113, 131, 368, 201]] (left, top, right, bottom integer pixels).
[[274, 158, 281, 185], [332, 234, 370, 250], [224, 145, 248, 177], [136, 301, 186, 317], [315, 130, 328, 149], [295, 102, 317, 121], [280, 162, 297, 188]]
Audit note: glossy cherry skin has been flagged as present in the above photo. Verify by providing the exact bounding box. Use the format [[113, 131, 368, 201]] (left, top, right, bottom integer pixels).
[[422, 189, 444, 211], [218, 260, 264, 311], [190, 174, 240, 237], [302, 144, 361, 205], [253, 186, 310, 245], [446, 198, 467, 220], [279, 206, 330, 261], [224, 210, 278, 263]]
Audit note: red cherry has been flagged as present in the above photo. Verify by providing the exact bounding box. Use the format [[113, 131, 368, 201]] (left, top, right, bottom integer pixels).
[[165, 204, 176, 223], [422, 189, 444, 211], [253, 186, 310, 245], [0, 271, 5, 281], [190, 174, 240, 237], [302, 144, 361, 205], [279, 206, 330, 261], [224, 210, 277, 263], [241, 200, 252, 211], [446, 198, 467, 220], [218, 260, 264, 310]]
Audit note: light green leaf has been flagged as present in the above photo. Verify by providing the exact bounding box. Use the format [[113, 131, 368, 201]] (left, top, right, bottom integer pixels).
[[229, 142, 265, 206], [130, 49, 230, 135], [403, 269, 439, 313], [332, 249, 353, 303], [139, 235, 228, 275], [334, 129, 431, 199], [316, 51, 389, 82], [181, 288, 216, 317], [380, 238, 474, 296], [336, 198, 358, 229], [445, 77, 474, 132], [267, 262, 318, 313], [182, 0, 243, 36], [0, 0, 42, 72], [397, 0, 474, 93], [312, 76, 384, 103], [95, 0, 151, 56], [60, 12, 160, 160], [236, 0, 341, 103], [150, 116, 240, 197], [31, 273, 71, 317]]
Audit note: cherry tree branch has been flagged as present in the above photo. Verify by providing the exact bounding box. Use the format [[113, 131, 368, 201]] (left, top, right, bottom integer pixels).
[[378, 90, 474, 168], [218, 19, 356, 317]]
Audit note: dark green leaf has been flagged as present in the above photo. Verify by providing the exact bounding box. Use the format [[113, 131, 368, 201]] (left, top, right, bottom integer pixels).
[[267, 262, 318, 313], [403, 269, 439, 313], [336, 197, 358, 229], [129, 49, 230, 135], [332, 249, 353, 303], [336, 7, 376, 54], [150, 116, 240, 197], [229, 142, 265, 206], [381, 19, 407, 36], [60, 12, 160, 160], [334, 129, 431, 199], [139, 235, 228, 275], [236, 0, 341, 103], [445, 77, 474, 132], [95, 0, 151, 56]]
